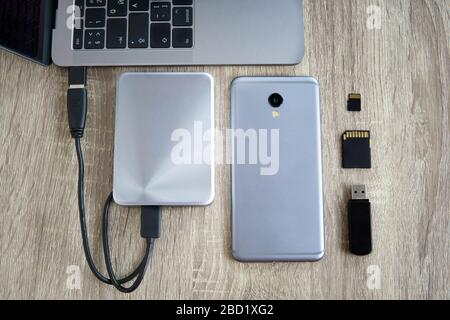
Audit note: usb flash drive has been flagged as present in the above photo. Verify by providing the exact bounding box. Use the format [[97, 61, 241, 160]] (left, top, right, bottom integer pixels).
[[348, 185, 372, 256]]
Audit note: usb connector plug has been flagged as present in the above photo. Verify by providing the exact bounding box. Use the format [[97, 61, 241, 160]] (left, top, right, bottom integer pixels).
[[67, 67, 87, 139]]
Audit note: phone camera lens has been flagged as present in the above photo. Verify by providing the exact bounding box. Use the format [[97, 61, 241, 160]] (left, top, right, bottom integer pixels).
[[269, 93, 283, 108]]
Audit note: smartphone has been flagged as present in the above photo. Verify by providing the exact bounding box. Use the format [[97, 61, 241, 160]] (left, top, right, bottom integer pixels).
[[231, 77, 324, 262]]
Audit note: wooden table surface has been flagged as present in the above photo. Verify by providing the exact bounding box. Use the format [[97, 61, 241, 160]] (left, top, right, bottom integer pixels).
[[0, 0, 449, 300]]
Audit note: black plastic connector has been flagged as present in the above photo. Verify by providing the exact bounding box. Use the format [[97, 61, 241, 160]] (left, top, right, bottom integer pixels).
[[141, 206, 161, 239], [68, 66, 87, 86], [67, 67, 87, 138], [67, 88, 87, 138]]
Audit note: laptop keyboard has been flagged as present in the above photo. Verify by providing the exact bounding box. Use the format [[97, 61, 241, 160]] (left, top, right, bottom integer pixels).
[[73, 0, 194, 50], [0, 0, 43, 58]]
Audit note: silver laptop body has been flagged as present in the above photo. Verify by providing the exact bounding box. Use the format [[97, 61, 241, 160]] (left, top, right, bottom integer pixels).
[[52, 0, 304, 66]]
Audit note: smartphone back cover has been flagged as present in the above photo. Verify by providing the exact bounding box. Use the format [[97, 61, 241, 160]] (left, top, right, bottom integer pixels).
[[231, 77, 324, 262]]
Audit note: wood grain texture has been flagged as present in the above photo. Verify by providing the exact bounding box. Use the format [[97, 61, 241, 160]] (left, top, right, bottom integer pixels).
[[0, 0, 448, 300]]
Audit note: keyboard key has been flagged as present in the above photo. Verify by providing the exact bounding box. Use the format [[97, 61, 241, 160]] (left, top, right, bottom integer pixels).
[[172, 28, 192, 48], [151, 2, 171, 21], [128, 13, 149, 48], [73, 21, 84, 49], [85, 8, 106, 28], [173, 0, 193, 5], [150, 23, 171, 48], [86, 0, 106, 6], [107, 0, 128, 17], [85, 29, 105, 49], [173, 7, 193, 26], [74, 0, 84, 17], [106, 19, 127, 48], [130, 0, 149, 11]]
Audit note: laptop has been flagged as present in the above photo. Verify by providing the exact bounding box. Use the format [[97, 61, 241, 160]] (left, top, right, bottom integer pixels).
[[0, 0, 304, 66]]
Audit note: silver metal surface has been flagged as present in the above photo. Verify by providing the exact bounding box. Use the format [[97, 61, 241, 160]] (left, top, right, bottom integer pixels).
[[113, 73, 214, 206], [352, 185, 368, 200], [231, 77, 324, 262], [51, 0, 304, 66]]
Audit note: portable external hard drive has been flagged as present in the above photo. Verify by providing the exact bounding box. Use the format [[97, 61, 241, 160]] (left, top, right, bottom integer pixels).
[[113, 73, 215, 206]]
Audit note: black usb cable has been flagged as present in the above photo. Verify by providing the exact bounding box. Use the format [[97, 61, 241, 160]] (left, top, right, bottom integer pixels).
[[67, 66, 160, 293]]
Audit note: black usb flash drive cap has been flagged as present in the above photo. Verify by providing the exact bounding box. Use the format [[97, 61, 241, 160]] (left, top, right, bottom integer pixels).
[[348, 185, 372, 256]]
